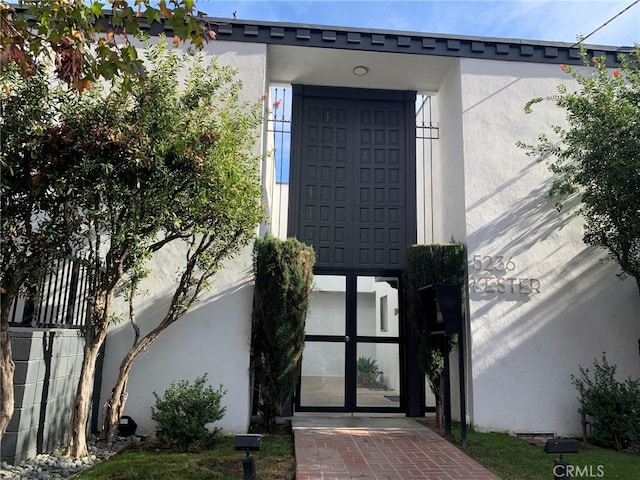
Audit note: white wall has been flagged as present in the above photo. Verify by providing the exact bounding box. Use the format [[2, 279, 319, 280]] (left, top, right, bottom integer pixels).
[[100, 41, 267, 436], [459, 58, 640, 436], [99, 39, 640, 438], [434, 60, 466, 244]]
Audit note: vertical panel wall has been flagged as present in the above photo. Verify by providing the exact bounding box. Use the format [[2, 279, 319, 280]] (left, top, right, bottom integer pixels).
[[289, 85, 417, 269], [2, 329, 85, 464]]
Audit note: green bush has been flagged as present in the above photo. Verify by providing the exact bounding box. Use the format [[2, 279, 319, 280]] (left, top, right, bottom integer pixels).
[[151, 374, 226, 451], [571, 354, 640, 450], [404, 243, 465, 426], [251, 235, 314, 432], [357, 356, 382, 386]]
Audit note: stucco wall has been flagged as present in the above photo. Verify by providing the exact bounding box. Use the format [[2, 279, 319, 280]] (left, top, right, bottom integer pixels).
[[459, 58, 640, 436], [434, 60, 466, 244], [99, 41, 267, 437]]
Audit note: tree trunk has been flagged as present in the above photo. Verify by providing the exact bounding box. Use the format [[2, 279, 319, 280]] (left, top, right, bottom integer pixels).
[[65, 283, 114, 458], [100, 323, 169, 441], [65, 339, 102, 458], [427, 373, 444, 429], [100, 353, 135, 442], [0, 303, 15, 439]]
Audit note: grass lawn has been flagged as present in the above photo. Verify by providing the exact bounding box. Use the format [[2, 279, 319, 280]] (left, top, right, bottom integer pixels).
[[76, 425, 295, 480], [76, 419, 639, 480], [450, 423, 640, 480]]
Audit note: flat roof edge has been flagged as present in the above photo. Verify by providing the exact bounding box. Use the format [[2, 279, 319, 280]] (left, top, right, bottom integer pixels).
[[207, 17, 631, 66], [8, 5, 633, 66], [210, 16, 633, 50]]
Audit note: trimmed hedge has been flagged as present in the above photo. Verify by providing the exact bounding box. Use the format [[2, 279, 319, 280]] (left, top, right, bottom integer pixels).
[[404, 243, 466, 425], [251, 235, 314, 431]]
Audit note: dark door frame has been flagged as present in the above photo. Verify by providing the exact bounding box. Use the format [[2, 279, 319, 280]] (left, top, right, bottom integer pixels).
[[289, 85, 424, 415], [295, 267, 409, 413]]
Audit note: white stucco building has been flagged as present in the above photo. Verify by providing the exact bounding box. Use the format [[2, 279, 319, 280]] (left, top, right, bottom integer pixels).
[[95, 19, 639, 440]]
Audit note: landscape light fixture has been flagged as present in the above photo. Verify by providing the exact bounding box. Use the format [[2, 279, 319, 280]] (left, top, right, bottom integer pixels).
[[235, 434, 262, 480], [544, 438, 579, 480], [353, 65, 369, 76]]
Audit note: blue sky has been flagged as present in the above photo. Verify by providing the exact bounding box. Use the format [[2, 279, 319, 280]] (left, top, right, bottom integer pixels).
[[198, 0, 638, 47]]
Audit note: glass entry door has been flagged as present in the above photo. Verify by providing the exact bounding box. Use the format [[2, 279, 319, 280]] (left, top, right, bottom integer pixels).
[[296, 273, 403, 412]]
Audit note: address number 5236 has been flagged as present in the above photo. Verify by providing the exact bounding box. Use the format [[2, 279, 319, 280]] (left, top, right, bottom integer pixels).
[[471, 255, 516, 272]]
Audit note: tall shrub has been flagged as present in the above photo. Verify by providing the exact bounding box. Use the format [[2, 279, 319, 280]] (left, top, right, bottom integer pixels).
[[251, 235, 314, 431], [405, 243, 466, 427], [571, 354, 640, 450]]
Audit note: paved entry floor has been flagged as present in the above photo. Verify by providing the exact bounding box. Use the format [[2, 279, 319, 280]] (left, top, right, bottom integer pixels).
[[293, 415, 501, 480]]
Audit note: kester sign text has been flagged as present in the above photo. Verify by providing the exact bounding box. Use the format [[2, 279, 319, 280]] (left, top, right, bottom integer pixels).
[[470, 255, 541, 295]]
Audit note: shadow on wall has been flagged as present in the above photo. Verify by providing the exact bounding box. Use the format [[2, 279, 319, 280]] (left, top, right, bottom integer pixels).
[[465, 156, 640, 436], [99, 280, 256, 436], [470, 253, 639, 436], [468, 171, 581, 258]]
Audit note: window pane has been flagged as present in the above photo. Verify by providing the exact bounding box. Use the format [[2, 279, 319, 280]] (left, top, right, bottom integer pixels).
[[356, 276, 399, 337], [306, 275, 346, 336], [300, 342, 345, 407], [356, 343, 400, 408]]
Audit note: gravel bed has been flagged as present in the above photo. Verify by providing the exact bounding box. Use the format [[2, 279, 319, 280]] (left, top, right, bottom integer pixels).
[[0, 436, 132, 479]]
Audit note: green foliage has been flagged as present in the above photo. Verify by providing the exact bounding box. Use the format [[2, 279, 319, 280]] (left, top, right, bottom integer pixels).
[[571, 354, 640, 450], [151, 374, 226, 452], [2, 40, 265, 335], [404, 244, 466, 423], [0, 62, 83, 309], [1, 0, 215, 89], [1, 40, 264, 449], [520, 46, 640, 292], [251, 235, 315, 432], [356, 356, 382, 386], [404, 244, 466, 372]]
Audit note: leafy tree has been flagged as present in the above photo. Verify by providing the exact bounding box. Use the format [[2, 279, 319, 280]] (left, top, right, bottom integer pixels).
[[1, 0, 215, 90], [0, 0, 216, 442], [0, 64, 87, 438], [80, 45, 263, 454], [1, 43, 264, 455], [520, 46, 640, 295], [251, 235, 314, 432]]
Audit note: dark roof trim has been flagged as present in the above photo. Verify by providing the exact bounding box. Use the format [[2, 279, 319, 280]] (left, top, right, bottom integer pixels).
[[206, 17, 631, 66], [10, 5, 632, 66]]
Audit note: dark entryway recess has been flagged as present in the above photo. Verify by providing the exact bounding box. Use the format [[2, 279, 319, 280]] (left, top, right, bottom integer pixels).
[[288, 85, 423, 415]]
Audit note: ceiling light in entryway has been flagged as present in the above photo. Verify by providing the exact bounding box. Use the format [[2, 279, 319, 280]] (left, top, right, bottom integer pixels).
[[353, 65, 369, 76]]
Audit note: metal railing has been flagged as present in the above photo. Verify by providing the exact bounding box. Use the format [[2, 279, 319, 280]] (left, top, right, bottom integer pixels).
[[9, 255, 92, 329]]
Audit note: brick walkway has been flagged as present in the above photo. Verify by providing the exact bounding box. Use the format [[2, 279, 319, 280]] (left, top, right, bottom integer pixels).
[[293, 416, 501, 480]]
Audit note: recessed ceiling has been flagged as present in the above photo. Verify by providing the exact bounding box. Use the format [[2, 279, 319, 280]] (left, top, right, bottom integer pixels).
[[268, 44, 456, 92]]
